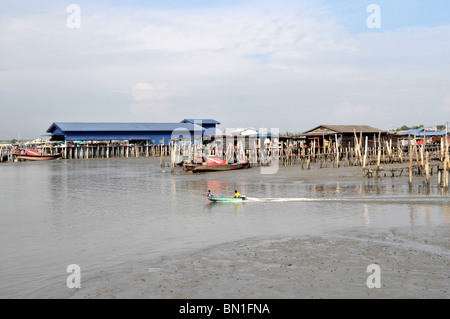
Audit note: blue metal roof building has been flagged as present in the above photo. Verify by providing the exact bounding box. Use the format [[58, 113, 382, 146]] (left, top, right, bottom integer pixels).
[[46, 122, 208, 145], [402, 128, 447, 137]]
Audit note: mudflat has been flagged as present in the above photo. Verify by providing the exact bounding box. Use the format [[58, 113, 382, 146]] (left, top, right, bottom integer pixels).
[[81, 226, 449, 299], [78, 163, 449, 299]]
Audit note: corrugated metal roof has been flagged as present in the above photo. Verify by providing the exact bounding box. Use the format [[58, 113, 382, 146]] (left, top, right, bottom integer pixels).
[[401, 129, 448, 136], [181, 119, 221, 125], [47, 122, 205, 133], [302, 125, 384, 135]]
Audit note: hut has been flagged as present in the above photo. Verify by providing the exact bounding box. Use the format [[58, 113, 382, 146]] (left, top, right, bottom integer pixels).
[[301, 124, 386, 149]]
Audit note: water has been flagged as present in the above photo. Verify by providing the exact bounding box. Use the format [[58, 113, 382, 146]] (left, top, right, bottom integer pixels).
[[0, 158, 449, 298]]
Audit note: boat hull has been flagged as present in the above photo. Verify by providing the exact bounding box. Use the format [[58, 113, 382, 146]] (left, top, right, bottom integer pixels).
[[209, 196, 247, 202], [184, 162, 249, 173], [15, 154, 63, 161]]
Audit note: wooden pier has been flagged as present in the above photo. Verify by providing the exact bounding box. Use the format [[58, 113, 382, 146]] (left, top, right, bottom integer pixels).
[[2, 143, 170, 162], [3, 131, 450, 191], [60, 144, 169, 160], [277, 130, 449, 190]]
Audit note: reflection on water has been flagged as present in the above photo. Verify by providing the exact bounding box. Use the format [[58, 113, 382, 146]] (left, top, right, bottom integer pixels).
[[0, 158, 448, 298]]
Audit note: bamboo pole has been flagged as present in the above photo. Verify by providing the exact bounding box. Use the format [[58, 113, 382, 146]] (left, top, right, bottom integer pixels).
[[376, 145, 381, 181], [362, 136, 368, 176], [425, 151, 430, 190], [353, 129, 361, 165], [409, 143, 413, 189], [170, 142, 175, 173], [420, 145, 424, 176], [160, 144, 164, 168], [444, 137, 449, 189], [335, 134, 339, 168]]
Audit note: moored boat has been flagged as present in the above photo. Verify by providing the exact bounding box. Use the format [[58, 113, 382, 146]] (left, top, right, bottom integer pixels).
[[184, 161, 250, 173], [14, 150, 64, 161]]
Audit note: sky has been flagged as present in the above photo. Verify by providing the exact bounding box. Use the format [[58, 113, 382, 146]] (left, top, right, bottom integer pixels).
[[1, 0, 450, 139]]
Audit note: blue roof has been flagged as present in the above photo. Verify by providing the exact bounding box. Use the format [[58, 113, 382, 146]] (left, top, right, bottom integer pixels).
[[181, 119, 220, 125], [403, 128, 447, 136], [46, 122, 205, 143], [47, 122, 204, 133]]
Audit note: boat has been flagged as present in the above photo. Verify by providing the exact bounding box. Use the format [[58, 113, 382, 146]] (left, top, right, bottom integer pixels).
[[176, 155, 191, 166], [208, 195, 247, 202], [184, 161, 250, 173], [14, 150, 64, 161]]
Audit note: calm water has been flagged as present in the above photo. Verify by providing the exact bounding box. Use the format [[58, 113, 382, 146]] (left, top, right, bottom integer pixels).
[[0, 158, 449, 298]]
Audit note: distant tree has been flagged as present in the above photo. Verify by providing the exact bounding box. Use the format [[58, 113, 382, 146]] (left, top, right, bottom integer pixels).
[[397, 125, 410, 131], [436, 125, 446, 131], [10, 139, 17, 144], [412, 125, 424, 129]]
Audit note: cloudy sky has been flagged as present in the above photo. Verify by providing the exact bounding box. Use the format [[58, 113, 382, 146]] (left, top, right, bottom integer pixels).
[[1, 0, 449, 139]]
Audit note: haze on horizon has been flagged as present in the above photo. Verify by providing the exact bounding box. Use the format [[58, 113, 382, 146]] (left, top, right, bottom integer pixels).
[[1, 0, 449, 140]]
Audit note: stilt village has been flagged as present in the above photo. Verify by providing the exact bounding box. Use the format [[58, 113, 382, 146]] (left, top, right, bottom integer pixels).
[[1, 120, 449, 190]]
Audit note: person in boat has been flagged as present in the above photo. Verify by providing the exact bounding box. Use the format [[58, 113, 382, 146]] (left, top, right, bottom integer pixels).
[[234, 190, 241, 198], [207, 190, 214, 197]]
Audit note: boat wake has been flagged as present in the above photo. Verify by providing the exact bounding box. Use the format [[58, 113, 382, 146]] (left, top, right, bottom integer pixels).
[[244, 196, 450, 205]]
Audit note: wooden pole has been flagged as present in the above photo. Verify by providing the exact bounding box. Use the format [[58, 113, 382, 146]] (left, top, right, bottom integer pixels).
[[420, 145, 424, 176], [170, 142, 175, 174], [444, 137, 449, 189], [160, 144, 164, 168], [335, 134, 339, 168], [425, 151, 430, 190], [376, 145, 381, 181], [353, 129, 361, 165], [362, 136, 368, 176], [409, 143, 413, 189]]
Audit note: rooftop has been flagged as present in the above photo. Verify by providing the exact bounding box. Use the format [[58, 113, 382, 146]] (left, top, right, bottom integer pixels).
[[47, 122, 205, 133], [302, 125, 385, 136]]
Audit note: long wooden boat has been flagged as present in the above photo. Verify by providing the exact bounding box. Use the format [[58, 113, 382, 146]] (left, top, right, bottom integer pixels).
[[184, 162, 250, 173], [14, 150, 64, 161], [209, 196, 247, 202]]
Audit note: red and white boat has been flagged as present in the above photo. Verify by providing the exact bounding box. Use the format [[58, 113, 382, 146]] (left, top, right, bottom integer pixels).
[[183, 156, 250, 173], [15, 149, 64, 161]]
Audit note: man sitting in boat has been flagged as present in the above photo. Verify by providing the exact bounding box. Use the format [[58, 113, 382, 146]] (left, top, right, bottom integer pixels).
[[207, 190, 214, 197], [234, 190, 241, 198]]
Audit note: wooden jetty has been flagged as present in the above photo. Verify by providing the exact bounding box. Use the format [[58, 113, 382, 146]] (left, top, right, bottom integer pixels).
[[3, 126, 449, 191], [277, 128, 449, 191]]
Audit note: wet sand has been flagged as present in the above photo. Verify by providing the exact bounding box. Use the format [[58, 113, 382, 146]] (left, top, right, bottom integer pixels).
[[79, 226, 449, 299], [74, 163, 450, 299]]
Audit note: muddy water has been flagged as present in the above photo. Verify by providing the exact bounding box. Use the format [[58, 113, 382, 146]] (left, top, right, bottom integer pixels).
[[0, 158, 448, 298]]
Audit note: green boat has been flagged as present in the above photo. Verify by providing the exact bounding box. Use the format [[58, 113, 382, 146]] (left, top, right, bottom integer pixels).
[[209, 196, 247, 202]]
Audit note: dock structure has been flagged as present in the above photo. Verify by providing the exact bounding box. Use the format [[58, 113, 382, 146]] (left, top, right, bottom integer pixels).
[[4, 121, 450, 190], [0, 144, 14, 162], [276, 124, 449, 191]]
